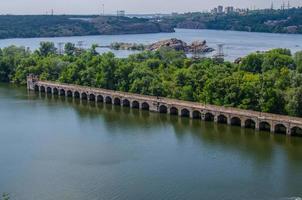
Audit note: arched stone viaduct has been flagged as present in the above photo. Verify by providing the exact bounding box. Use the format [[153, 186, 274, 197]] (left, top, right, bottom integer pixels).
[[27, 75, 302, 137]]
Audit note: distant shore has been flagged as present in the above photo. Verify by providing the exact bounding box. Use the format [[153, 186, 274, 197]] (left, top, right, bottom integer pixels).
[[0, 8, 302, 39]]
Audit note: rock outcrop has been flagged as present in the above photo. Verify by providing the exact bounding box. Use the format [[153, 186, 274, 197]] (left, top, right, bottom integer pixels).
[[147, 38, 214, 53]]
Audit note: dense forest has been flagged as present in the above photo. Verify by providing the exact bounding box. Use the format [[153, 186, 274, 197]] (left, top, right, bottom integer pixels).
[[0, 15, 173, 39], [0, 42, 302, 117]]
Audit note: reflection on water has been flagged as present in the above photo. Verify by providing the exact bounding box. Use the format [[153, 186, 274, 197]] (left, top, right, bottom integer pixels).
[[1, 83, 302, 200]]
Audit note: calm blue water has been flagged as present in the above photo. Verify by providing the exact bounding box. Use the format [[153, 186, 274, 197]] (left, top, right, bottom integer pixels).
[[0, 29, 301, 61], [1, 84, 302, 200]]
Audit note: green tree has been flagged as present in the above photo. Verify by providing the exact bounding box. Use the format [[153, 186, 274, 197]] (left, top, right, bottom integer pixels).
[[262, 51, 295, 72], [294, 51, 302, 73], [96, 52, 117, 89], [64, 42, 76, 56], [37, 42, 57, 57], [285, 87, 302, 116], [240, 53, 263, 73]]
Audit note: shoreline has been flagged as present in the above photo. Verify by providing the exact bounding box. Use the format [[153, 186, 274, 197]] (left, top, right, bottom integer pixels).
[[1, 28, 302, 41]]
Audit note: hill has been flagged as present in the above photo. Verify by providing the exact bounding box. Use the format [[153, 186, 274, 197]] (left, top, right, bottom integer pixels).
[[0, 15, 174, 39]]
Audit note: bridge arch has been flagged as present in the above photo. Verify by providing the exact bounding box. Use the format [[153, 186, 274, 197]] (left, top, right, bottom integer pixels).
[[46, 87, 52, 94], [291, 126, 302, 137], [67, 90, 73, 97], [132, 101, 140, 109], [141, 102, 150, 110], [97, 95, 104, 102], [74, 91, 80, 99], [170, 107, 178, 115], [181, 108, 190, 118], [89, 94, 96, 101], [204, 112, 214, 121], [53, 88, 59, 95], [34, 85, 39, 91], [259, 121, 271, 132], [192, 110, 201, 119], [122, 99, 130, 107], [275, 124, 287, 135], [217, 114, 228, 124], [245, 119, 256, 129], [105, 96, 112, 104], [40, 86, 46, 93], [81, 92, 88, 100], [231, 117, 241, 126], [159, 105, 168, 113], [59, 89, 65, 96], [114, 97, 121, 105]]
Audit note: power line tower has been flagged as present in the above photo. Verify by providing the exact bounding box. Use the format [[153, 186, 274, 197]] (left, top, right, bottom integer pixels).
[[101, 3, 105, 15], [213, 44, 226, 63], [281, 1, 286, 10], [57, 42, 64, 55]]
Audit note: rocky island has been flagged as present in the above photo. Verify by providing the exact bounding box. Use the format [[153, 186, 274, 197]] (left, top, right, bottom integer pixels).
[[107, 38, 214, 54], [147, 38, 214, 53]]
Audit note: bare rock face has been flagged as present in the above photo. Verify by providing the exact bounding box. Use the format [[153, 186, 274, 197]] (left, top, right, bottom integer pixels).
[[148, 38, 188, 51], [187, 40, 214, 53], [147, 38, 214, 53]]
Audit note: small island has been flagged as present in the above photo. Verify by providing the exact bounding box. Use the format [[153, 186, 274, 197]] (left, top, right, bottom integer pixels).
[[108, 38, 214, 54]]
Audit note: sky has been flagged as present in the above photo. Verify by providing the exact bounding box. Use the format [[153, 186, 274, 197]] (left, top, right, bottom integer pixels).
[[0, 0, 301, 15]]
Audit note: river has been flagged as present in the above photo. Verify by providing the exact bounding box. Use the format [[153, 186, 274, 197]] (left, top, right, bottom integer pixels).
[[0, 29, 301, 61], [1, 83, 302, 200]]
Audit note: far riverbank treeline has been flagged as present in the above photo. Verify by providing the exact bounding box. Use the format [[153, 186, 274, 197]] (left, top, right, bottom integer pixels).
[[0, 15, 173, 39], [163, 7, 302, 34], [0, 42, 302, 117], [0, 8, 302, 39]]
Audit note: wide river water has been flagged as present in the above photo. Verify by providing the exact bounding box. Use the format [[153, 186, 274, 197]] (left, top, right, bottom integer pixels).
[[1, 83, 302, 200], [0, 29, 301, 61]]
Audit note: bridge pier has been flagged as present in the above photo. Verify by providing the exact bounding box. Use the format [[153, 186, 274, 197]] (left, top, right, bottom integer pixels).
[[227, 117, 232, 125], [255, 122, 260, 131], [271, 125, 275, 133]]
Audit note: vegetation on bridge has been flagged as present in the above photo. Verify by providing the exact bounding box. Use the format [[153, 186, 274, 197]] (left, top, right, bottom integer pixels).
[[0, 42, 302, 117]]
